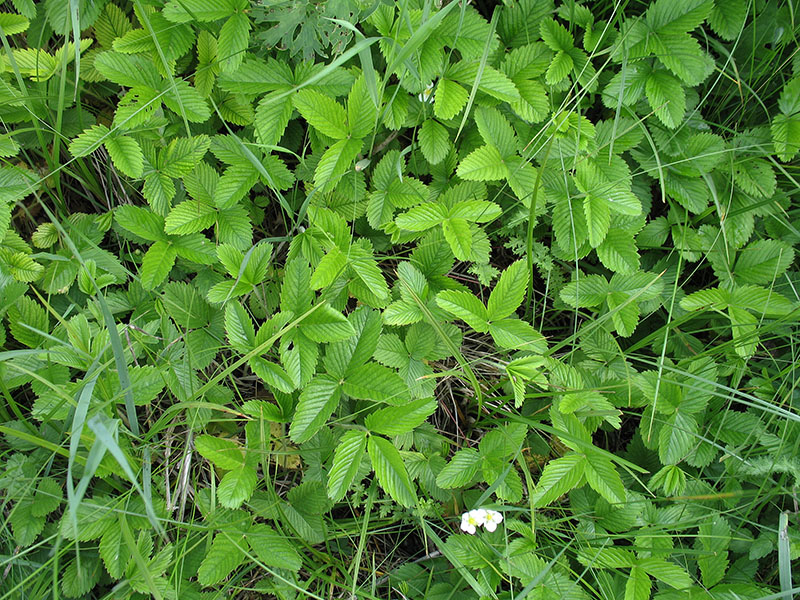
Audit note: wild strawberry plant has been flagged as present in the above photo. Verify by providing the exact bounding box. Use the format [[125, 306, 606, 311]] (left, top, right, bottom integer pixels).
[[0, 0, 799, 599]]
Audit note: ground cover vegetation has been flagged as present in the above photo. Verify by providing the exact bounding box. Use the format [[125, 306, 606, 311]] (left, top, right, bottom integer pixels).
[[0, 0, 799, 598]]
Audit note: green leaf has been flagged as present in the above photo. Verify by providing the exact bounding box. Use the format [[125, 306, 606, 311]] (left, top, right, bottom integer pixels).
[[94, 51, 162, 88], [99, 526, 128, 579], [342, 362, 410, 405], [487, 260, 527, 321], [197, 532, 245, 587], [540, 19, 573, 52], [301, 305, 355, 342], [281, 257, 313, 314], [583, 195, 610, 248], [160, 135, 211, 178], [772, 113, 800, 162], [436, 290, 489, 333], [778, 77, 800, 116], [546, 51, 573, 85], [578, 547, 637, 568], [31, 478, 62, 517], [143, 172, 176, 214], [310, 247, 347, 290], [247, 523, 302, 571], [584, 454, 626, 504], [172, 233, 216, 264], [651, 32, 712, 86], [165, 200, 216, 235], [474, 106, 517, 158], [456, 145, 508, 181], [449, 200, 501, 223], [104, 135, 144, 178], [436, 448, 481, 488], [69, 124, 110, 157], [447, 63, 520, 102], [708, 0, 746, 40], [115, 205, 165, 242], [139, 241, 177, 290], [531, 453, 585, 508], [441, 217, 475, 261], [349, 247, 389, 302], [560, 274, 610, 307], [731, 285, 795, 317], [626, 566, 652, 600], [225, 301, 255, 353], [217, 12, 250, 72], [697, 516, 730, 587], [434, 78, 468, 120], [680, 287, 730, 311], [255, 94, 293, 147], [251, 357, 296, 393], [368, 436, 416, 507], [327, 430, 367, 501], [659, 411, 696, 465], [347, 74, 378, 139], [218, 466, 257, 508], [646, 69, 685, 128], [418, 119, 450, 165], [5, 252, 43, 283], [395, 203, 447, 231], [489, 318, 546, 351], [315, 138, 362, 193], [214, 163, 259, 209], [162, 80, 211, 123], [293, 89, 348, 139], [0, 133, 20, 158], [597, 229, 640, 274], [8, 296, 48, 348], [10, 500, 44, 546], [638, 557, 692, 589], [0, 12, 30, 35], [163, 0, 236, 22], [645, 0, 713, 34], [195, 435, 246, 470], [365, 398, 437, 436], [734, 239, 795, 285], [289, 375, 341, 443]]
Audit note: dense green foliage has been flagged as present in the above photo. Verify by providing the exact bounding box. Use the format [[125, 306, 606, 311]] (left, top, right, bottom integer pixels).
[[1, 0, 799, 598]]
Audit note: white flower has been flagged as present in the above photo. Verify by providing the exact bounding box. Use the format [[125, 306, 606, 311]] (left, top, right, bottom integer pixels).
[[483, 509, 503, 532], [460, 509, 487, 535], [418, 81, 435, 103]]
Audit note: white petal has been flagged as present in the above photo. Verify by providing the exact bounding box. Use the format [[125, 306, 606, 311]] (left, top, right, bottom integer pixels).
[[485, 520, 497, 532], [470, 509, 487, 524]]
